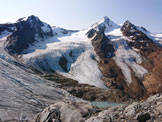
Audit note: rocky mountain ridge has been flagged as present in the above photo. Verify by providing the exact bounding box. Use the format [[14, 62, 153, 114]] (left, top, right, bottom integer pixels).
[[2, 15, 162, 99], [0, 15, 162, 121]]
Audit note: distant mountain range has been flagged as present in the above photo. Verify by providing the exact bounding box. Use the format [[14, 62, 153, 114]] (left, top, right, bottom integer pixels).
[[0, 15, 162, 121]]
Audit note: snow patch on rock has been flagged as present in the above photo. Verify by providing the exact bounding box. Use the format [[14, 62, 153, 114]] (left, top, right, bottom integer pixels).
[[107, 29, 148, 85]]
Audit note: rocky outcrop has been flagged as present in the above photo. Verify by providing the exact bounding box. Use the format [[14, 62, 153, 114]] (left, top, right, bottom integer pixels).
[[0, 23, 15, 35], [121, 20, 160, 55], [86, 20, 162, 100], [34, 101, 99, 122], [86, 29, 115, 59], [6, 15, 53, 54], [59, 56, 68, 72], [87, 29, 146, 99], [121, 21, 162, 97], [43, 73, 131, 102], [34, 94, 162, 122]]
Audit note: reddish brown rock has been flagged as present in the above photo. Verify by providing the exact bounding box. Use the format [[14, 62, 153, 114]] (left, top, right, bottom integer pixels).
[[87, 29, 147, 99], [121, 20, 162, 98]]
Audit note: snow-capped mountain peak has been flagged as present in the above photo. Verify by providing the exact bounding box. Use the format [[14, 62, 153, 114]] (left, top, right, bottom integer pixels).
[[6, 15, 53, 54], [91, 16, 120, 32], [121, 20, 148, 34], [121, 20, 137, 30], [101, 16, 115, 25], [1, 15, 162, 100], [1, 15, 162, 121]]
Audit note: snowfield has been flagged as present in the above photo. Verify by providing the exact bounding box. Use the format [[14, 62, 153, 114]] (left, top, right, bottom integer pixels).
[[22, 28, 107, 88], [21, 17, 154, 88], [21, 17, 122, 88]]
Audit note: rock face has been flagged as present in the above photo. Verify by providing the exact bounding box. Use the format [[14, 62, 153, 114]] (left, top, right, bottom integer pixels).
[[121, 20, 161, 55], [86, 29, 145, 99], [121, 21, 162, 96], [86, 29, 140, 99], [34, 101, 98, 122], [87, 30, 143, 98], [85, 19, 162, 99], [6, 15, 53, 54], [34, 94, 162, 122], [43, 73, 131, 102], [86, 29, 115, 59], [0, 23, 16, 35]]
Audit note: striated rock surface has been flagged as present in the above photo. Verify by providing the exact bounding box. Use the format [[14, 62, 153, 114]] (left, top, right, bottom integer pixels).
[[0, 36, 80, 122], [35, 94, 162, 122], [34, 101, 98, 122]]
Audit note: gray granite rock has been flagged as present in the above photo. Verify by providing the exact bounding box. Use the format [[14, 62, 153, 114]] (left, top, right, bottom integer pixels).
[[35, 94, 162, 122]]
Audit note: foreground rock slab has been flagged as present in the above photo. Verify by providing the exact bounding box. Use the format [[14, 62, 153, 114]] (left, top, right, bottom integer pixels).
[[0, 37, 80, 121], [34, 101, 99, 122], [35, 94, 162, 122]]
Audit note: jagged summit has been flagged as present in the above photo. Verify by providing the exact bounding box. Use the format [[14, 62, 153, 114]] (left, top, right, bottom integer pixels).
[[122, 20, 136, 29], [91, 16, 120, 32], [16, 15, 44, 28], [6, 15, 53, 54], [124, 20, 132, 25], [17, 17, 26, 22], [122, 20, 148, 33], [26, 15, 43, 27], [102, 16, 110, 20], [100, 16, 115, 25], [16, 15, 40, 23], [27, 15, 40, 21]]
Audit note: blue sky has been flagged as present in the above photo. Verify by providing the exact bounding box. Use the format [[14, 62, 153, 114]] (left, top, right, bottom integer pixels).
[[0, 0, 161, 32]]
